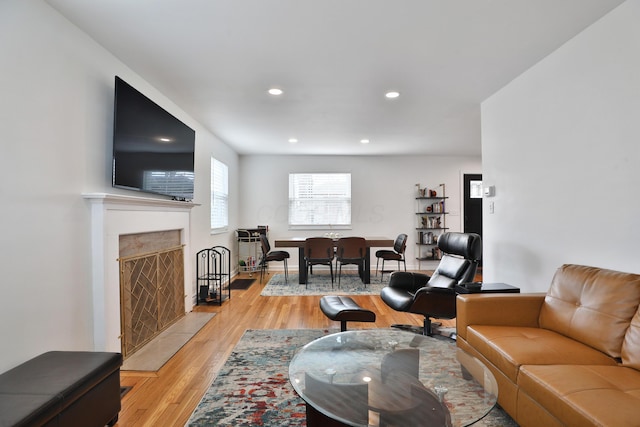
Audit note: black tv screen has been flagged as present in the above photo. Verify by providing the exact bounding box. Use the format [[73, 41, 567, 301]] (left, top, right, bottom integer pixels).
[[112, 76, 195, 200]]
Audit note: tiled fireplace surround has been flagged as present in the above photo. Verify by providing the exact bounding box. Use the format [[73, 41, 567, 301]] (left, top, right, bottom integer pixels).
[[84, 193, 196, 353]]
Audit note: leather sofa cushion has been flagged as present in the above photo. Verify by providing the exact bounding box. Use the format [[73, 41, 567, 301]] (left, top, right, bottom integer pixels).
[[518, 365, 640, 426], [539, 264, 640, 359], [622, 308, 640, 368], [467, 325, 618, 384]]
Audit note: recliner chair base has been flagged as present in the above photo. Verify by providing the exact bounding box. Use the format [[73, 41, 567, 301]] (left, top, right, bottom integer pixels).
[[390, 318, 442, 336]]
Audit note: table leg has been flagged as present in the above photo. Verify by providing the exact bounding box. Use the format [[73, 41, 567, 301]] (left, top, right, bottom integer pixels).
[[298, 247, 306, 284], [363, 248, 371, 284], [306, 403, 349, 427]]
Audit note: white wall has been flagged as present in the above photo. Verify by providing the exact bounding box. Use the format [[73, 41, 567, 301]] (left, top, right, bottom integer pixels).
[[481, 1, 640, 292], [0, 0, 238, 371], [239, 155, 481, 270], [0, 0, 478, 372]]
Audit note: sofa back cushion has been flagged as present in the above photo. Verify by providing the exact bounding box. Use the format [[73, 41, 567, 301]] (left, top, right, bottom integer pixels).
[[539, 264, 640, 359], [621, 308, 640, 369]]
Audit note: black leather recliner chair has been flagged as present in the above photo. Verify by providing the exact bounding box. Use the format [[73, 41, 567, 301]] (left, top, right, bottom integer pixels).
[[380, 232, 482, 336]]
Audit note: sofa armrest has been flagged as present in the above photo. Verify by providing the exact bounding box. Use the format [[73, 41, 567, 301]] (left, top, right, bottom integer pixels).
[[456, 293, 546, 341]]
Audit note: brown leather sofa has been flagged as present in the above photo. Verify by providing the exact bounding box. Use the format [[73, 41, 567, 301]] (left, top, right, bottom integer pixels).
[[456, 264, 640, 427]]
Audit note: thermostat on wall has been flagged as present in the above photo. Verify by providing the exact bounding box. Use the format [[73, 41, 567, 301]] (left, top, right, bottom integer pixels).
[[483, 185, 495, 197]]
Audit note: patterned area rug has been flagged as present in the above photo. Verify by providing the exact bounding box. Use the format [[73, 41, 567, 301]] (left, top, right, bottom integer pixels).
[[261, 272, 388, 296], [186, 329, 518, 426]]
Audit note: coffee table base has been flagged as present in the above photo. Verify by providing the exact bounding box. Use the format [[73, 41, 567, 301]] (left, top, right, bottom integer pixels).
[[306, 388, 453, 427], [306, 404, 348, 427]]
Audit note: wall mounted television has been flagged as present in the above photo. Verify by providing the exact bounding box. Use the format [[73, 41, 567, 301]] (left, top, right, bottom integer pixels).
[[112, 76, 195, 200]]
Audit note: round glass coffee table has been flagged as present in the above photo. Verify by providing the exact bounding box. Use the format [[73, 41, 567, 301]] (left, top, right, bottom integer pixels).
[[289, 329, 497, 427]]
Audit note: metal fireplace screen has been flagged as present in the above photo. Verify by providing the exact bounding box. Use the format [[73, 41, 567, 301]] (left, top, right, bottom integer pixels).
[[119, 245, 185, 358]]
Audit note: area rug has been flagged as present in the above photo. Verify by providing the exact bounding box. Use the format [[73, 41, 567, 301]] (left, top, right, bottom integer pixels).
[[230, 278, 256, 290], [396, 324, 458, 340], [186, 328, 517, 426], [261, 272, 387, 296], [122, 312, 215, 371]]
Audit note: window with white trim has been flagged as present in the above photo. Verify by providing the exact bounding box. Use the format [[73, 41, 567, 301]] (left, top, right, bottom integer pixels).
[[288, 173, 351, 228], [211, 157, 228, 231]]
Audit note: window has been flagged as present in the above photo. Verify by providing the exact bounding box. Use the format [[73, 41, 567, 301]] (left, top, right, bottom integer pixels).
[[470, 180, 483, 198], [289, 173, 351, 228], [211, 158, 228, 231], [143, 171, 194, 199]]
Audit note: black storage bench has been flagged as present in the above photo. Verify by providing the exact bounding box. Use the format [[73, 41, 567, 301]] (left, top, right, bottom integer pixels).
[[0, 351, 122, 427], [319, 295, 376, 331]]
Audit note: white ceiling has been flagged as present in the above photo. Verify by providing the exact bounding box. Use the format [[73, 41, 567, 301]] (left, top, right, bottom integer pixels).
[[47, 0, 624, 156]]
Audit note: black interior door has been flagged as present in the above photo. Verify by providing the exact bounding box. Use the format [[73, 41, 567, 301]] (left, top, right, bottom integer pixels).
[[463, 174, 483, 237]]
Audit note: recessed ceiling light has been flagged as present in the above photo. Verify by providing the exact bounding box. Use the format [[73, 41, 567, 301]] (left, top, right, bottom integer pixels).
[[288, 138, 298, 144], [268, 88, 283, 96], [360, 139, 370, 144], [385, 91, 400, 99]]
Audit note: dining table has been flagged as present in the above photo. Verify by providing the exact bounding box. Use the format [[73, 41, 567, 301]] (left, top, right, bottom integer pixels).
[[274, 236, 394, 284]]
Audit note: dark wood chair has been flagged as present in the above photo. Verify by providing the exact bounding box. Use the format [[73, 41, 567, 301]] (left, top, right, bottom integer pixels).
[[303, 237, 335, 287], [375, 233, 407, 280], [335, 237, 367, 286], [259, 234, 290, 283]]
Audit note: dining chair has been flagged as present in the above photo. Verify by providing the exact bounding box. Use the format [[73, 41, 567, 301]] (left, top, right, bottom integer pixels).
[[375, 233, 407, 281], [303, 237, 335, 287], [259, 234, 290, 283], [335, 237, 367, 286]]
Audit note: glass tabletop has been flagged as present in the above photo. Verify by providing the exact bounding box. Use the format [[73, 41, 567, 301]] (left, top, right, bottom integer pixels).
[[289, 329, 497, 427]]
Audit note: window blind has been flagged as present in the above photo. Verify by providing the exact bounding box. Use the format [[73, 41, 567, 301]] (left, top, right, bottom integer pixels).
[[211, 158, 228, 230], [289, 173, 351, 226]]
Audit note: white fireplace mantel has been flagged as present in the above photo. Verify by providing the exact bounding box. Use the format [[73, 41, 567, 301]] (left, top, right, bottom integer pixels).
[[83, 192, 199, 210], [83, 193, 198, 352]]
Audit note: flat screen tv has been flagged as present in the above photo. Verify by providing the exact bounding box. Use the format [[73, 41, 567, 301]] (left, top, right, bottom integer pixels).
[[112, 76, 195, 200]]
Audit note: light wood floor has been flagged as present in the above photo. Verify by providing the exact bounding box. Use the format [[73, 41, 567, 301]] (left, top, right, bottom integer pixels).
[[116, 270, 455, 426]]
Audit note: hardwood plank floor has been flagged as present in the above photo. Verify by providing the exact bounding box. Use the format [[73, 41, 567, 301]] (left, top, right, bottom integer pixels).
[[116, 270, 455, 426]]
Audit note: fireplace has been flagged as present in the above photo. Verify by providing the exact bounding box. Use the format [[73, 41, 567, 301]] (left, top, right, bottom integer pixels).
[[119, 231, 185, 357], [84, 193, 196, 353]]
